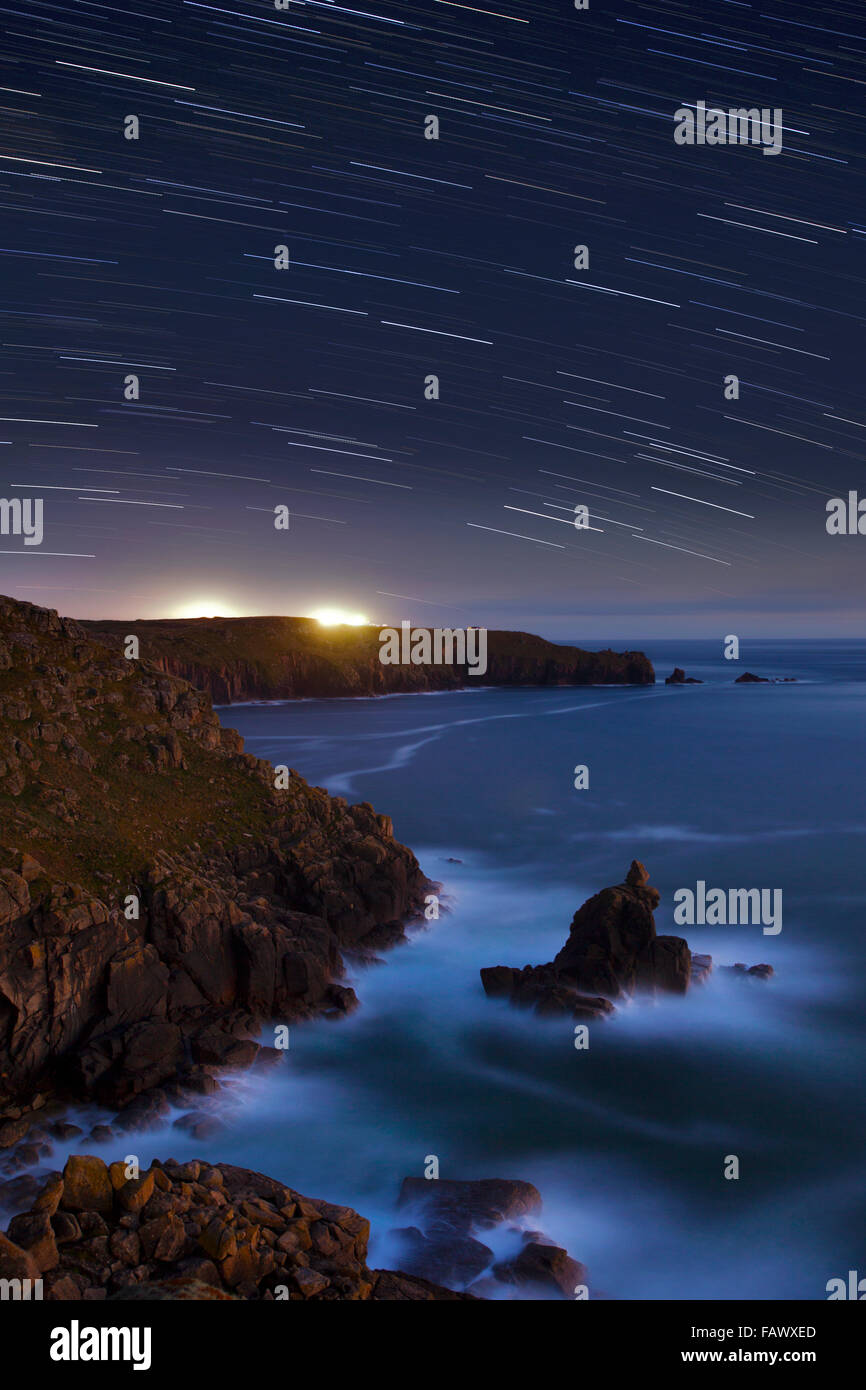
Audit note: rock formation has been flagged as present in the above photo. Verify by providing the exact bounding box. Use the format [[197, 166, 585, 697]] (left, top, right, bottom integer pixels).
[[665, 668, 703, 684], [81, 615, 655, 701], [0, 1154, 471, 1300], [735, 672, 796, 683], [481, 861, 693, 1016], [481, 862, 775, 1019], [392, 1177, 587, 1299], [0, 595, 433, 1116]]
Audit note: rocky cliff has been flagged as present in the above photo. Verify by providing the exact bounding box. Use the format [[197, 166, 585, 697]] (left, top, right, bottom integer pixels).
[[81, 616, 654, 702], [0, 595, 432, 1115]]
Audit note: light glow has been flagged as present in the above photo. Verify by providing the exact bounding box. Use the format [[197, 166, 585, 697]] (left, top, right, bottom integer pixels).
[[173, 597, 236, 619], [311, 607, 369, 627]]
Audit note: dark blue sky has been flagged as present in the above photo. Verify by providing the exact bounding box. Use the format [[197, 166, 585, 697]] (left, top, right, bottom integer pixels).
[[1, 0, 864, 637]]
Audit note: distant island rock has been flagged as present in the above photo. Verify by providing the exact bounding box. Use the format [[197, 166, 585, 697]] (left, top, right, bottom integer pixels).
[[735, 672, 797, 684], [80, 615, 655, 702], [665, 667, 703, 684]]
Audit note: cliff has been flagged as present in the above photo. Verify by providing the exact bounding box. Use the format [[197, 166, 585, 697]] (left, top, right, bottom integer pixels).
[[80, 616, 655, 702], [0, 595, 432, 1114]]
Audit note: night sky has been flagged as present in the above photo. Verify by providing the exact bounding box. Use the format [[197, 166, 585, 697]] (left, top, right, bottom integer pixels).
[[2, 0, 865, 637]]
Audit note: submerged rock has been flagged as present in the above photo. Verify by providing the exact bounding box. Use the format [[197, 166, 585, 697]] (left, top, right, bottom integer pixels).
[[398, 1176, 542, 1232], [726, 962, 774, 980], [492, 1240, 588, 1299], [735, 672, 796, 684], [690, 952, 714, 986], [392, 1176, 586, 1299]]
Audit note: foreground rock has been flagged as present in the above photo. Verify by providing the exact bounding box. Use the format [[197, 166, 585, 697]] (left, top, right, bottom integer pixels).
[[0, 1154, 472, 1300], [392, 1177, 587, 1299], [0, 595, 434, 1116], [83, 615, 655, 700]]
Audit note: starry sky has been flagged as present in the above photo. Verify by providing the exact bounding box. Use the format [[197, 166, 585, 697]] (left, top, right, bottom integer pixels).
[[1, 0, 865, 638]]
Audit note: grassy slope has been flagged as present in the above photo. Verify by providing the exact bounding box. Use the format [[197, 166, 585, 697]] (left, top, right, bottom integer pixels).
[[0, 610, 291, 894]]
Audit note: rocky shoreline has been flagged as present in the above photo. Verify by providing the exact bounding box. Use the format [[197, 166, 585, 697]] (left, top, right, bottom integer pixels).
[[0, 595, 435, 1123], [0, 596, 774, 1301], [0, 1155, 595, 1301], [1, 594, 594, 1301], [81, 614, 655, 702]]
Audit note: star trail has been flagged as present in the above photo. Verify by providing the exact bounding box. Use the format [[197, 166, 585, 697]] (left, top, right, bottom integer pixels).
[[1, 0, 864, 635]]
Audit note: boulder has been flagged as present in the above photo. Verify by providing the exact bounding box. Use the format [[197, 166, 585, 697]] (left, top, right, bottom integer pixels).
[[2, 1153, 475, 1301], [6, 1209, 59, 1272], [390, 1225, 493, 1287], [491, 1241, 588, 1299], [398, 1177, 542, 1233], [61, 1156, 113, 1214]]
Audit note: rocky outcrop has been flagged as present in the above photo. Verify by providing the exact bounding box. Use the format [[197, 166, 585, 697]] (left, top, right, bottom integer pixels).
[[0, 1154, 470, 1300], [552, 861, 691, 996], [665, 668, 702, 684], [727, 962, 774, 980], [81, 615, 654, 701], [481, 863, 775, 1019], [392, 1177, 587, 1299], [0, 595, 433, 1114], [735, 672, 797, 684], [481, 862, 692, 1015]]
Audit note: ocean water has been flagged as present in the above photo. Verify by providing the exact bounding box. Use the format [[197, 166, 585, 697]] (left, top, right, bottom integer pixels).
[[41, 640, 866, 1299]]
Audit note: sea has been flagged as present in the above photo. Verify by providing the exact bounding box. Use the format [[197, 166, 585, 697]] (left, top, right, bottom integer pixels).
[[29, 640, 866, 1298]]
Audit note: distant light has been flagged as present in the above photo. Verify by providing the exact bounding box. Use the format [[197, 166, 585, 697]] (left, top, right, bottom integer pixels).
[[174, 597, 236, 618], [312, 607, 369, 627]]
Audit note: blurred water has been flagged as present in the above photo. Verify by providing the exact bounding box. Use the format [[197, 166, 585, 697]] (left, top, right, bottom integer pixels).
[[29, 641, 866, 1300]]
